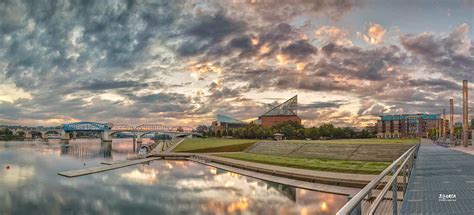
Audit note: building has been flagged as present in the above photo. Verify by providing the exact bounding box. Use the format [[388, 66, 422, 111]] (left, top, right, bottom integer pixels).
[[376, 114, 448, 138], [211, 114, 247, 133], [257, 95, 301, 128]]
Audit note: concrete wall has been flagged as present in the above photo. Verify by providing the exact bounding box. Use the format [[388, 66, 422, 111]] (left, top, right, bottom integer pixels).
[[245, 141, 413, 162]]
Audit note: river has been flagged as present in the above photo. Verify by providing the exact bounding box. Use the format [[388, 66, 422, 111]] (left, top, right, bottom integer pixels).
[[0, 139, 346, 214]]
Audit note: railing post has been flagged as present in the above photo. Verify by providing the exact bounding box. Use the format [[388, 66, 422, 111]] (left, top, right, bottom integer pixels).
[[408, 155, 412, 179], [392, 166, 398, 215], [403, 163, 407, 195], [347, 195, 362, 215]]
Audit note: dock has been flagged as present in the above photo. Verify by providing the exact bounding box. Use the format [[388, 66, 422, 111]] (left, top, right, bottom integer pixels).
[[59, 151, 399, 196], [58, 157, 160, 178], [400, 143, 474, 214]]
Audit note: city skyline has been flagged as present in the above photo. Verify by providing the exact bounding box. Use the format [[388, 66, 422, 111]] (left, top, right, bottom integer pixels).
[[0, 0, 473, 127]]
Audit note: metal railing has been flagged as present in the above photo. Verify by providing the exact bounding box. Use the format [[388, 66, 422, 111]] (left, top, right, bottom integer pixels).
[[337, 143, 420, 215]]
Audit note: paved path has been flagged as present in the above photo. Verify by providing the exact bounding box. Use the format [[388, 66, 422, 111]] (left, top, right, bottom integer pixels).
[[163, 138, 185, 152], [401, 143, 474, 214]]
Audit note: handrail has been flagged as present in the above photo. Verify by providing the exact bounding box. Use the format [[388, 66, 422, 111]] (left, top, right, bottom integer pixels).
[[367, 144, 418, 214], [336, 143, 419, 215]]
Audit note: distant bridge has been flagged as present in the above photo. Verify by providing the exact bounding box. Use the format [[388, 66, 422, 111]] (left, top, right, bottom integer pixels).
[[7, 122, 200, 143]]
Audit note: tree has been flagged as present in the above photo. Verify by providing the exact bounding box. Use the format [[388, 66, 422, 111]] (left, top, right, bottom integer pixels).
[[195, 125, 208, 133], [280, 124, 296, 139], [0, 128, 14, 141], [319, 124, 335, 138], [428, 128, 437, 139]]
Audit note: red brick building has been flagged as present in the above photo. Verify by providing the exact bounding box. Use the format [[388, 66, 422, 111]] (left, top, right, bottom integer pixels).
[[258, 95, 301, 128]]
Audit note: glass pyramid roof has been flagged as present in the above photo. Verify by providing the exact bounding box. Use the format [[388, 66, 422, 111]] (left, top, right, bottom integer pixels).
[[261, 95, 298, 116], [216, 114, 245, 124]]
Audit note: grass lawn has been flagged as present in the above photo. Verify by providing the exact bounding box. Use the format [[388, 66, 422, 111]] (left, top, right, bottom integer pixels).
[[172, 138, 258, 153], [285, 138, 417, 145], [217, 152, 391, 174]]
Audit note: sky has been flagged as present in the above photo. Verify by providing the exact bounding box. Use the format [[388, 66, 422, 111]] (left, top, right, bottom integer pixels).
[[0, 0, 473, 128]]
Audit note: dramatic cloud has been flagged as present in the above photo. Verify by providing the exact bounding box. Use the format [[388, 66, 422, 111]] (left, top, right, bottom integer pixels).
[[358, 23, 386, 45], [315, 26, 353, 46], [0, 0, 472, 128], [400, 23, 474, 80]]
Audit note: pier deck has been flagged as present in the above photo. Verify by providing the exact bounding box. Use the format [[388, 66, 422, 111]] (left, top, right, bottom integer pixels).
[[401, 143, 474, 214], [58, 157, 160, 177]]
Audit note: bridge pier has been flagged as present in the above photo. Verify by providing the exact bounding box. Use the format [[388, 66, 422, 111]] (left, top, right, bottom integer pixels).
[[41, 132, 48, 140], [136, 136, 142, 151], [60, 130, 70, 141], [25, 132, 33, 140], [101, 130, 112, 142]]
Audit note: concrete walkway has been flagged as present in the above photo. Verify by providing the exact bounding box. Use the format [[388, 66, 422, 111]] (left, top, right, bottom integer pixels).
[[58, 157, 160, 177], [163, 138, 185, 152], [400, 143, 474, 214]]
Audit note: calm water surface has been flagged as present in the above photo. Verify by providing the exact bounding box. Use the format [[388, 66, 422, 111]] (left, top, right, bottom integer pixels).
[[0, 139, 347, 215]]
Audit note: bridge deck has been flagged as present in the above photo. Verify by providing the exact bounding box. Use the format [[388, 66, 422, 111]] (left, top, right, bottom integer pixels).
[[401, 143, 474, 214]]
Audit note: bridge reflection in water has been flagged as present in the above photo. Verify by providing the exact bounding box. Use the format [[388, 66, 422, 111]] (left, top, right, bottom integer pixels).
[[59, 139, 138, 159]]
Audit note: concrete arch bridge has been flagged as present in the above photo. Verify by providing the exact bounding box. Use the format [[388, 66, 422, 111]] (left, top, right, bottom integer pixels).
[[7, 122, 202, 143], [108, 124, 199, 143], [9, 127, 62, 139]]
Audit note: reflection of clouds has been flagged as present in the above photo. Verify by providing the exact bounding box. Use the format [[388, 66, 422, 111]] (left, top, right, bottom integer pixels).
[[120, 166, 159, 185], [227, 197, 248, 213], [300, 207, 308, 215], [209, 167, 217, 175], [0, 142, 347, 215], [172, 163, 347, 215], [165, 161, 173, 169], [320, 201, 328, 212], [0, 165, 35, 186], [175, 170, 305, 214]]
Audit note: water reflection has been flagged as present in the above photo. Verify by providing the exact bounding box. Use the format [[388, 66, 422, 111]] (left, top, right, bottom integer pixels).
[[0, 165, 35, 187], [0, 140, 346, 214], [120, 166, 159, 185], [58, 139, 135, 159]]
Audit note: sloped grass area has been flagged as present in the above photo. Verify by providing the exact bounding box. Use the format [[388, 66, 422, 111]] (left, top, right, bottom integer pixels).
[[285, 138, 417, 144], [217, 152, 391, 174], [172, 139, 258, 153]]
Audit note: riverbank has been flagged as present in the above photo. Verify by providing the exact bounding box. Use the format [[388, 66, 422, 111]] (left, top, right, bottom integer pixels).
[[172, 138, 415, 174]]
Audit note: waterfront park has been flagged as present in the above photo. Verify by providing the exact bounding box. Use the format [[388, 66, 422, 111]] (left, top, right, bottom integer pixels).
[[1, 122, 417, 214]]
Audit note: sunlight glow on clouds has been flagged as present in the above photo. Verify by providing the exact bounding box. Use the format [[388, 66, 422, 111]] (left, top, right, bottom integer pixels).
[[358, 23, 387, 45], [0, 0, 472, 127]]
